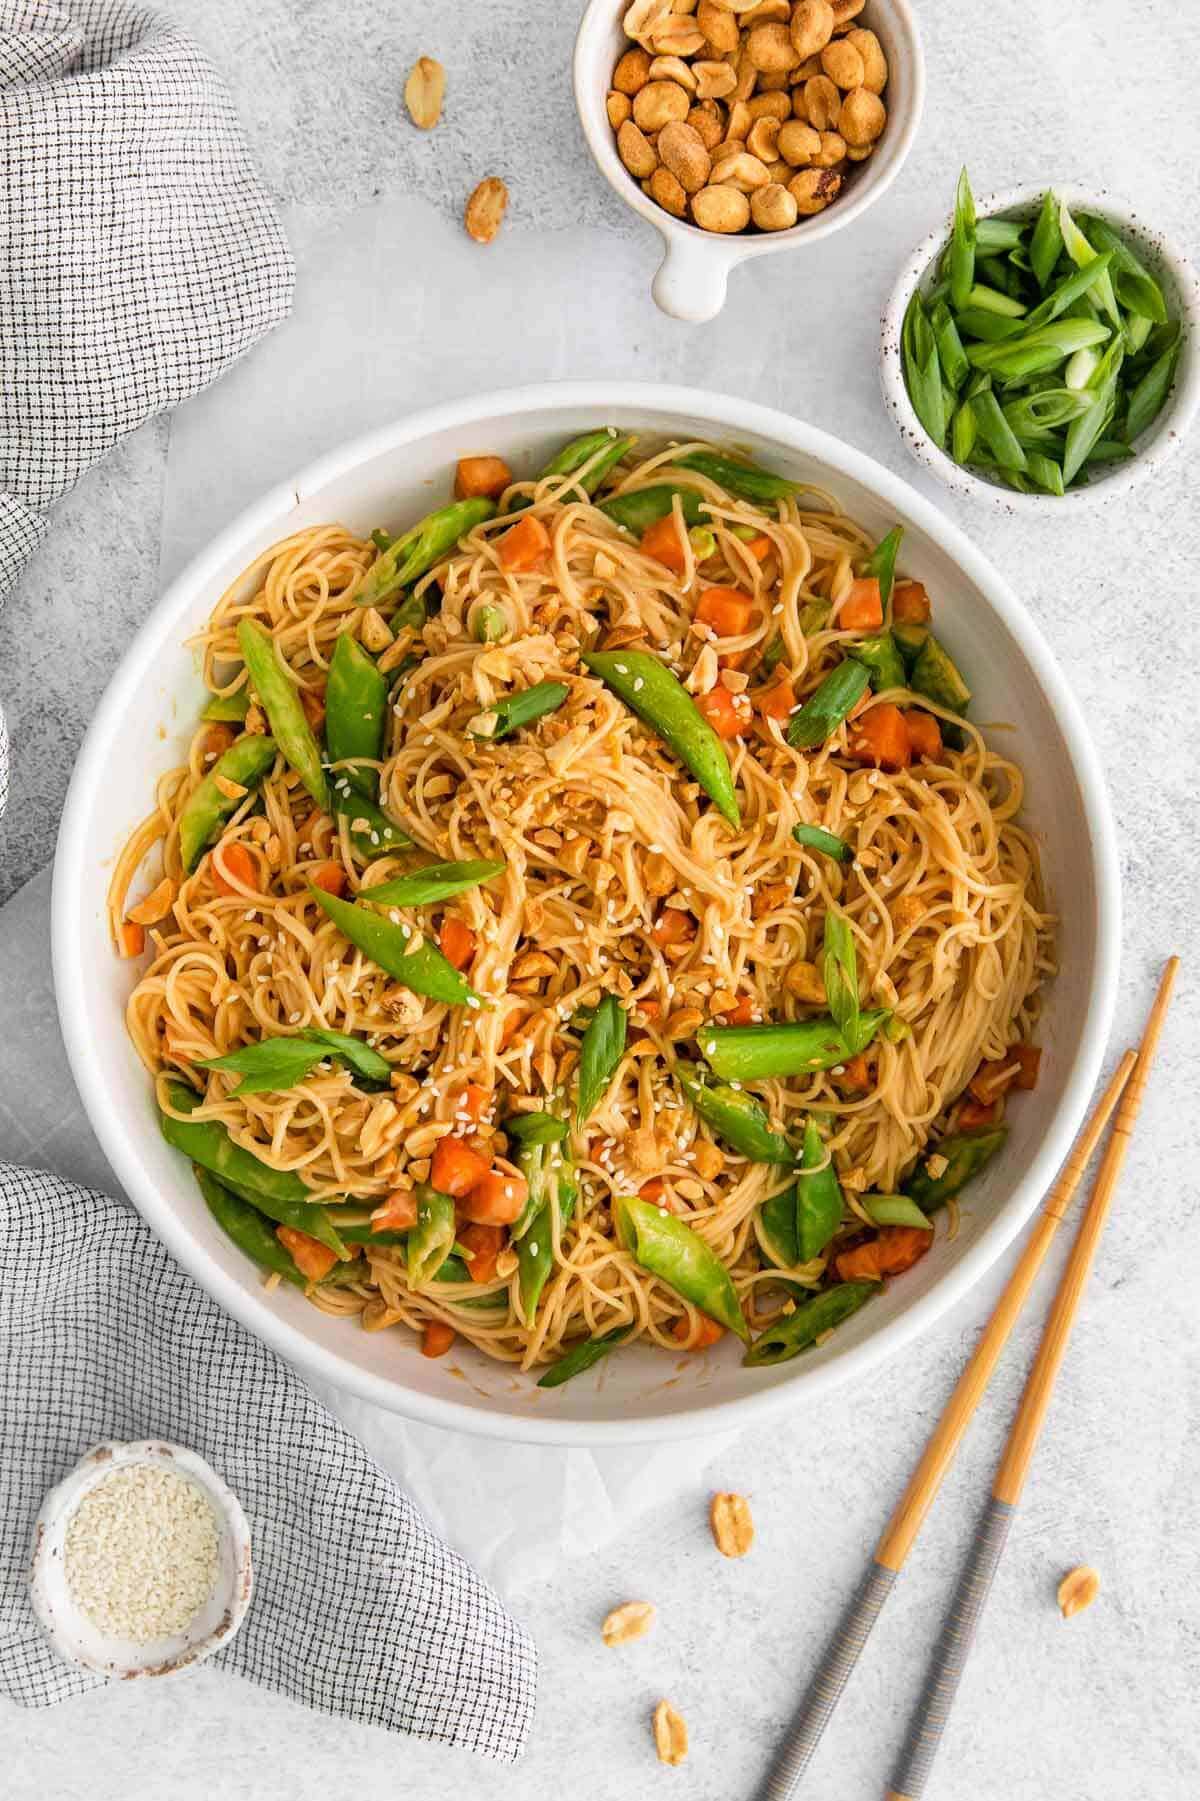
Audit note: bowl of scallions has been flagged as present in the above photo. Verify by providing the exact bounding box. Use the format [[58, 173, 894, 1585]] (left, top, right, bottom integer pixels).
[[881, 173, 1199, 506]]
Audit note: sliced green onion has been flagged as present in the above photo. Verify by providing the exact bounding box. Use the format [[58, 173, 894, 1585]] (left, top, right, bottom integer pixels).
[[792, 823, 850, 863]]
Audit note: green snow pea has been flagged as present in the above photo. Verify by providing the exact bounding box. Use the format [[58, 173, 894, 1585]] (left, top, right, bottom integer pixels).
[[537, 1326, 631, 1389], [576, 993, 627, 1127], [583, 648, 740, 827], [160, 1081, 311, 1209], [676, 1069, 794, 1165], [472, 681, 570, 741], [178, 734, 277, 872], [786, 661, 870, 750], [792, 823, 850, 863], [597, 484, 708, 534], [822, 911, 860, 1049], [517, 1146, 576, 1321], [195, 1166, 308, 1287], [331, 787, 414, 858], [849, 631, 906, 693], [861, 1193, 933, 1230], [311, 887, 481, 1006], [904, 1125, 1007, 1213], [203, 1164, 349, 1259], [505, 1110, 569, 1147], [200, 689, 250, 723], [615, 1194, 749, 1341], [237, 618, 328, 810], [758, 1119, 843, 1267], [698, 1011, 888, 1082], [363, 859, 505, 907], [406, 1183, 456, 1287], [356, 498, 496, 610], [471, 603, 507, 643], [533, 429, 637, 499], [744, 1282, 875, 1366], [673, 450, 796, 504], [326, 633, 387, 799]]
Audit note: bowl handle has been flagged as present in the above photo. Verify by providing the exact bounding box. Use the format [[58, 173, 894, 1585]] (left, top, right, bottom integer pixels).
[[652, 236, 732, 323]]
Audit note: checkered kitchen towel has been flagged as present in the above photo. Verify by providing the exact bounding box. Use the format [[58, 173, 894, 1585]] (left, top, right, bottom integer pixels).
[[0, 0, 296, 808], [0, 1165, 538, 1757]]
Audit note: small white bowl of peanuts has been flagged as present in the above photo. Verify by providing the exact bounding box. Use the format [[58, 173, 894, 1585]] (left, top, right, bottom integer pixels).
[[574, 0, 925, 321]]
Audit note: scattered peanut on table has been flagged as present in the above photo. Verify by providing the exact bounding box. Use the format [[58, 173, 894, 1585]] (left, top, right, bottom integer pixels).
[[601, 1599, 657, 1646], [464, 176, 509, 244], [653, 1698, 689, 1766], [709, 1489, 755, 1557], [1057, 1565, 1101, 1618], [403, 55, 445, 130], [608, 0, 888, 235]]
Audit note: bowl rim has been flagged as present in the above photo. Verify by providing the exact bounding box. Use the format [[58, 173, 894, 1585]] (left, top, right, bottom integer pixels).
[[53, 380, 1121, 1446], [880, 181, 1200, 511], [572, 0, 927, 262]]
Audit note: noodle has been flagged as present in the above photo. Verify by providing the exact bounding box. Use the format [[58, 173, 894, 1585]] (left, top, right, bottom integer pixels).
[[111, 440, 1054, 1373]]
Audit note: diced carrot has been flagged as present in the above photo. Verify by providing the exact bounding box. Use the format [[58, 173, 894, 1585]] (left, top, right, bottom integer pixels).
[[498, 513, 551, 572], [651, 907, 695, 947], [757, 676, 794, 723], [722, 993, 756, 1025], [968, 1056, 1025, 1104], [839, 577, 883, 631], [118, 920, 146, 958], [847, 702, 911, 771], [892, 580, 931, 624], [639, 1178, 666, 1203], [695, 683, 745, 740], [275, 1225, 338, 1283], [1013, 1044, 1041, 1090], [670, 1314, 726, 1350], [637, 998, 661, 1020], [462, 1082, 492, 1123], [499, 1005, 527, 1047], [454, 455, 513, 501], [431, 1135, 491, 1198], [369, 1189, 419, 1232], [640, 512, 688, 574], [460, 1169, 529, 1226], [421, 1321, 456, 1358], [744, 534, 773, 562], [438, 916, 476, 970], [299, 686, 326, 732], [696, 586, 754, 637], [212, 840, 259, 895], [199, 724, 235, 761], [836, 1225, 933, 1283], [905, 710, 942, 761], [310, 861, 347, 897], [958, 1097, 999, 1128], [457, 1222, 505, 1285], [127, 877, 176, 926], [717, 649, 747, 671], [840, 1053, 873, 1093]]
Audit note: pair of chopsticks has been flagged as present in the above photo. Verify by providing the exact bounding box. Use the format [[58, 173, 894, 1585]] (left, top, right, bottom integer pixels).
[[760, 958, 1178, 1801]]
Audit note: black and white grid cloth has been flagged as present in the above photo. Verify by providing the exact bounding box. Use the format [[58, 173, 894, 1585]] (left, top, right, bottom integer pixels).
[[0, 1164, 538, 1758]]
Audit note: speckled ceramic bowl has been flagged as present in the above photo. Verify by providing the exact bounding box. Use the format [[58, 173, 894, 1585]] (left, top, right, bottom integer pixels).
[[881, 184, 1200, 512]]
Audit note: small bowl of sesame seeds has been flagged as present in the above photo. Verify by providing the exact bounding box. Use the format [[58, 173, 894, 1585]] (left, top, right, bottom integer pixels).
[[29, 1439, 252, 1680]]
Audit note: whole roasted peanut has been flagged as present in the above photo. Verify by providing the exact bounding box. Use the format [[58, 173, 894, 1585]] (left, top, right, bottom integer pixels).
[[751, 181, 798, 230], [724, 98, 752, 141], [687, 100, 726, 149], [821, 37, 865, 89], [648, 165, 688, 215], [658, 118, 712, 192], [693, 57, 738, 99], [790, 0, 834, 58], [614, 47, 653, 94], [788, 165, 842, 213], [830, 0, 866, 26], [607, 90, 633, 129], [803, 73, 842, 129], [846, 27, 887, 92], [649, 54, 699, 91], [846, 142, 873, 160], [839, 85, 886, 145], [692, 183, 751, 231], [777, 118, 821, 164], [710, 149, 770, 191], [812, 129, 846, 166], [633, 79, 691, 131], [745, 19, 797, 70], [618, 118, 660, 177], [698, 0, 740, 51], [746, 115, 780, 162], [762, 156, 790, 182], [748, 89, 791, 120]]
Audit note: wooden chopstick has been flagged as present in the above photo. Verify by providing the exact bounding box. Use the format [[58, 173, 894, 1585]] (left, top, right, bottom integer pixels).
[[758, 1050, 1137, 1801], [885, 957, 1178, 1801]]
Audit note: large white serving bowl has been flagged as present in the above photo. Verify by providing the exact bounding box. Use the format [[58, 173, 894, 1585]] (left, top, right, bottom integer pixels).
[[53, 383, 1120, 1446]]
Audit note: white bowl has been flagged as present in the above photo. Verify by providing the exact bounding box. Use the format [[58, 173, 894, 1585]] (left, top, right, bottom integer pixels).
[[881, 183, 1200, 511], [53, 382, 1120, 1446], [574, 0, 925, 322], [29, 1439, 252, 1679]]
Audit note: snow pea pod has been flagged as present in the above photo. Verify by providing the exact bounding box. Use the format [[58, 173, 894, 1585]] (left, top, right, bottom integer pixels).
[[537, 1326, 631, 1389], [326, 633, 387, 799], [904, 1125, 1007, 1213], [699, 1011, 889, 1082], [160, 1080, 310, 1207], [178, 734, 277, 872], [615, 1194, 749, 1341], [517, 1149, 576, 1321], [195, 1166, 307, 1287], [200, 688, 250, 723], [676, 1069, 794, 1165], [204, 1164, 349, 1259], [786, 660, 870, 750], [331, 786, 414, 858], [472, 681, 570, 741], [406, 1183, 456, 1287], [356, 498, 496, 609], [311, 887, 481, 1007], [507, 429, 639, 510], [861, 1193, 933, 1230], [597, 483, 708, 534], [505, 1110, 569, 1147], [237, 618, 328, 811], [757, 1119, 842, 1265], [673, 450, 796, 504], [848, 631, 906, 693], [744, 1282, 875, 1366], [582, 649, 740, 827], [363, 859, 505, 907]]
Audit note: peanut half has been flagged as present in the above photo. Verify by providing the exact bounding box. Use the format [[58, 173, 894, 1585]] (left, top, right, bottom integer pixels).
[[1057, 1565, 1101, 1618], [653, 1699, 689, 1766], [404, 55, 445, 130], [464, 177, 509, 244], [710, 1490, 755, 1557], [601, 1599, 657, 1646]]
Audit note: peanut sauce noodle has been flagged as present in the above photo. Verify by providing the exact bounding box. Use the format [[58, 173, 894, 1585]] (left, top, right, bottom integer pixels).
[[111, 438, 1055, 1373]]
